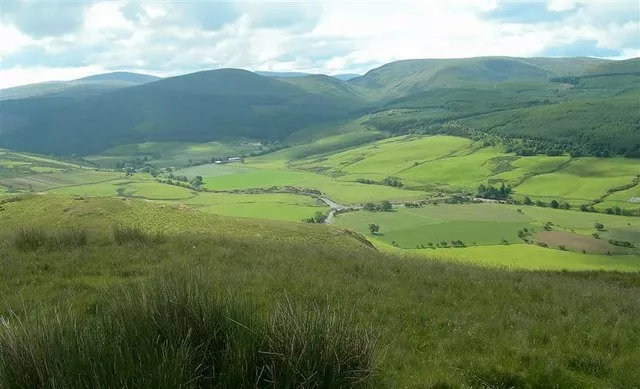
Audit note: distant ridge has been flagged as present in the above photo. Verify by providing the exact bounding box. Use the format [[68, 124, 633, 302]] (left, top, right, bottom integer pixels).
[[76, 72, 161, 84], [0, 71, 162, 101], [0, 56, 637, 157], [256, 71, 361, 81]]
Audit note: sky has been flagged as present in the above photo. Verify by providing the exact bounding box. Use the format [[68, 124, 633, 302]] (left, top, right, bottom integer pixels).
[[0, 0, 639, 88]]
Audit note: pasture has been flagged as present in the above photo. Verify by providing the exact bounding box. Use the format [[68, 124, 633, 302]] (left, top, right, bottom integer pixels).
[[1, 194, 640, 388], [333, 203, 640, 268], [85, 141, 262, 168], [179, 192, 327, 222], [403, 243, 640, 271], [1, 170, 123, 192], [514, 158, 640, 204], [198, 168, 426, 204], [291, 135, 471, 179]]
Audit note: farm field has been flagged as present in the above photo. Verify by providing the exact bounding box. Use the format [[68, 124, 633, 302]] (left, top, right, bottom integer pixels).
[[196, 168, 426, 204], [0, 170, 123, 192], [291, 135, 471, 179], [404, 243, 640, 271], [84, 141, 263, 168], [514, 158, 640, 204], [2, 194, 640, 387], [594, 185, 640, 211], [179, 192, 327, 222], [333, 203, 640, 270], [50, 180, 197, 200], [247, 130, 386, 170]]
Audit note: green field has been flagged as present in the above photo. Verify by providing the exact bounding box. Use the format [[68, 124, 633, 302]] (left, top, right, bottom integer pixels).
[[334, 203, 640, 270], [198, 168, 426, 204], [291, 135, 471, 179], [515, 158, 640, 203], [405, 243, 640, 271], [179, 192, 327, 222], [1, 171, 123, 192], [1, 194, 640, 387], [85, 141, 264, 168]]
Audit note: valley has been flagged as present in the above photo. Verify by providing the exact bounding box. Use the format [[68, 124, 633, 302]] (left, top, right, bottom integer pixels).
[[1, 55, 640, 387]]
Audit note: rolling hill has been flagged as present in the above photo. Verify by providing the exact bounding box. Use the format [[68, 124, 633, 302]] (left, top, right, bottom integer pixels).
[[349, 56, 613, 98], [0, 72, 161, 101], [1, 56, 638, 157], [0, 69, 367, 155]]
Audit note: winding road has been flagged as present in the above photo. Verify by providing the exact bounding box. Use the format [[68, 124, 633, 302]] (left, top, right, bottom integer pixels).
[[317, 196, 360, 224]]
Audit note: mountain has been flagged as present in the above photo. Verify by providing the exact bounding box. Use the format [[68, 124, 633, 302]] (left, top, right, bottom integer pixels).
[[583, 57, 640, 75], [75, 72, 161, 84], [256, 71, 311, 78], [278, 74, 366, 100], [1, 56, 637, 157], [0, 69, 367, 155], [332, 73, 361, 81], [257, 71, 361, 81], [349, 56, 614, 99], [0, 72, 161, 101]]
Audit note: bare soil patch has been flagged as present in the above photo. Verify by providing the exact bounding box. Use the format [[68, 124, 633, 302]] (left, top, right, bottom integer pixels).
[[535, 231, 622, 255]]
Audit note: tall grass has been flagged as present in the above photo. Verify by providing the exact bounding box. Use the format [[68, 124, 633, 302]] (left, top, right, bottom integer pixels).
[[12, 227, 88, 251], [0, 275, 378, 388], [112, 225, 165, 246]]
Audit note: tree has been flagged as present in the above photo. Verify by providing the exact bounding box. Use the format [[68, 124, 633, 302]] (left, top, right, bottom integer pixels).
[[116, 187, 127, 197], [363, 203, 376, 212], [535, 200, 546, 207], [523, 196, 533, 205], [313, 212, 327, 224], [561, 202, 571, 210], [380, 200, 393, 211], [190, 175, 204, 187], [594, 223, 604, 231], [550, 200, 560, 209], [368, 224, 380, 235]]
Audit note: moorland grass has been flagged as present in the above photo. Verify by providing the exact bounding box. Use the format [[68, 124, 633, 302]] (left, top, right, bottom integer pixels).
[[1, 223, 639, 387], [0, 274, 378, 388], [12, 227, 88, 251], [112, 225, 166, 246]]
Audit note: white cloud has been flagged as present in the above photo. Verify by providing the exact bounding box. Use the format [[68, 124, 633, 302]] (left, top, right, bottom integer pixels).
[[1, 0, 639, 88], [0, 65, 106, 88], [547, 0, 581, 12], [0, 24, 33, 56]]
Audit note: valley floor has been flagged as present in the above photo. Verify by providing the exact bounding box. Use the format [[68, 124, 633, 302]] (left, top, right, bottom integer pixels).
[[2, 133, 640, 271]]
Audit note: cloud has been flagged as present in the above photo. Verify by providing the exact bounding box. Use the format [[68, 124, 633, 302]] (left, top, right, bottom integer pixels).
[[543, 39, 622, 57], [1, 0, 93, 38], [1, 0, 639, 88], [484, 1, 578, 24]]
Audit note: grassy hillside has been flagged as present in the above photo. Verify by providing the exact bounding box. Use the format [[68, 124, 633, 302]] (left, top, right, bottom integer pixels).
[[1, 194, 639, 387], [0, 69, 367, 155], [0, 72, 160, 101], [349, 56, 611, 99], [2, 57, 638, 158]]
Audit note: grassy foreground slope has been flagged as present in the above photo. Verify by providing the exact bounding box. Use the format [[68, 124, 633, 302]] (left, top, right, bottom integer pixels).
[[1, 194, 639, 388]]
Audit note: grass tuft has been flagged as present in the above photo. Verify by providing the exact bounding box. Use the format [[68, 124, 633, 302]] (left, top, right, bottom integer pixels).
[[48, 227, 88, 250], [12, 228, 47, 251], [112, 225, 165, 246], [0, 275, 378, 388], [12, 227, 88, 251]]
